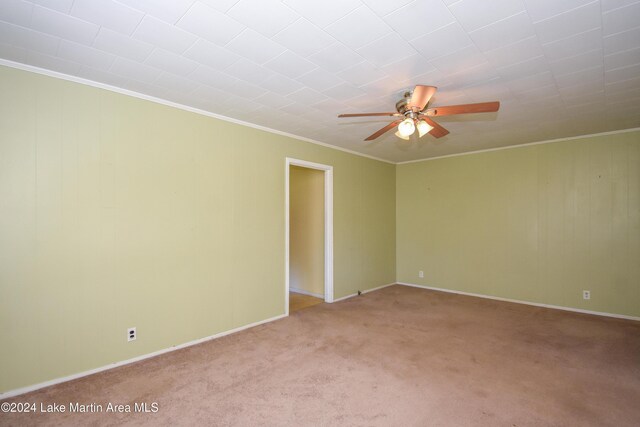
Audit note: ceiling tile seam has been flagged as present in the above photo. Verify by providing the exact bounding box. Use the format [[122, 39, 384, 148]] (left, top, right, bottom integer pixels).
[[464, 10, 527, 34], [446, 0, 464, 8], [25, 1, 34, 24], [13, 5, 127, 57], [406, 43, 469, 76], [606, 61, 640, 73], [220, 0, 243, 14], [345, 71, 404, 96], [365, 0, 409, 18], [277, 0, 306, 24], [554, 64, 605, 85], [302, 41, 368, 74], [603, 24, 640, 39], [514, 82, 559, 100], [172, 1, 197, 25], [104, 55, 138, 81], [596, 0, 605, 105], [214, 0, 423, 73], [126, 10, 148, 35], [406, 20, 461, 47], [293, 67, 349, 92], [265, 12, 398, 77], [88, 21, 105, 47], [602, 0, 640, 15], [173, 28, 220, 56], [225, 0, 253, 17], [548, 47, 605, 70], [204, 19, 246, 50], [255, 15, 299, 41], [563, 94, 603, 108], [357, 32, 414, 60], [604, 45, 640, 62], [219, 29, 305, 81], [447, 12, 532, 86], [2, 18, 63, 57], [52, 31, 63, 58], [261, 15, 377, 78], [92, 28, 154, 63], [350, 1, 449, 74], [13, 7, 54, 46], [0, 58, 396, 164], [194, 45, 258, 82], [547, 2, 605, 112], [481, 34, 537, 56], [273, 2, 430, 77], [522, 7, 579, 116], [437, 12, 521, 103], [456, 75, 502, 92], [216, 55, 335, 102], [110, 0, 191, 26], [539, 26, 602, 48], [527, 0, 600, 24], [75, 0, 145, 36], [323, 7, 371, 37], [31, 3, 101, 40]]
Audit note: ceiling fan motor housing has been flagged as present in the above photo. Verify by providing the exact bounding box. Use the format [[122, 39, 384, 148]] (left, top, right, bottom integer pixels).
[[395, 98, 408, 114], [396, 91, 420, 117]]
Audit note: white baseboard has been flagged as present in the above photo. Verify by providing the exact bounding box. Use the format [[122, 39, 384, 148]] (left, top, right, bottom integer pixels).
[[289, 287, 324, 299], [0, 313, 287, 399], [397, 282, 640, 321], [332, 282, 396, 302]]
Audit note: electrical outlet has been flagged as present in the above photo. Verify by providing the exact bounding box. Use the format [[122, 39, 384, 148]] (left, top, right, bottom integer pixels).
[[583, 290, 590, 300], [419, 271, 424, 278], [127, 327, 136, 342]]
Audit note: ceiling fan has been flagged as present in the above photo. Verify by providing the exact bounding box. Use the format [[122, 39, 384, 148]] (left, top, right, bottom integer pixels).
[[338, 85, 500, 141]]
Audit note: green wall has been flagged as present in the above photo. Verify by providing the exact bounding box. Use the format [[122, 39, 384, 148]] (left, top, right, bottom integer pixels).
[[2, 63, 638, 395], [397, 131, 640, 318], [0, 66, 396, 393]]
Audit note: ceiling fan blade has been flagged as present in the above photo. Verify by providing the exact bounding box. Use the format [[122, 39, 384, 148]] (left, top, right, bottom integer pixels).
[[407, 85, 437, 111], [338, 112, 401, 118], [421, 116, 449, 138], [364, 120, 402, 141], [424, 101, 500, 117]]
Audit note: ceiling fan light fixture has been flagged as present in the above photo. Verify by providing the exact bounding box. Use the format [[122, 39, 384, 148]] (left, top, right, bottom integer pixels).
[[417, 119, 433, 137], [397, 118, 415, 137], [395, 130, 410, 140], [337, 85, 499, 141]]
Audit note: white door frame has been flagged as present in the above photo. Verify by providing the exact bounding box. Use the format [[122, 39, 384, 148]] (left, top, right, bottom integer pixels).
[[285, 157, 334, 315]]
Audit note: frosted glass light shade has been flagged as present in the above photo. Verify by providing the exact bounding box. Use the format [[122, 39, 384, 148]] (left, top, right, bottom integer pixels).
[[417, 120, 434, 137], [395, 130, 410, 140], [398, 118, 415, 137]]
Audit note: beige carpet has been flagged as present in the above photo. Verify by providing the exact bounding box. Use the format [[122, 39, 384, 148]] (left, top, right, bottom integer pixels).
[[2, 285, 639, 426]]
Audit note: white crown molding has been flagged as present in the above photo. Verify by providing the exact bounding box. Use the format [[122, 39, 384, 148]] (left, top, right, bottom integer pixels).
[[0, 59, 394, 165], [397, 282, 640, 321], [397, 127, 640, 165], [0, 313, 287, 399]]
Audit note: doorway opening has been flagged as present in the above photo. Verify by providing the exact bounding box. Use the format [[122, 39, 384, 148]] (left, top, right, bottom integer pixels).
[[285, 158, 333, 315]]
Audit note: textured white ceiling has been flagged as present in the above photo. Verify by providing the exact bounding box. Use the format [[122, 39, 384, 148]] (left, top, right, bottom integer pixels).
[[1, 0, 639, 162]]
